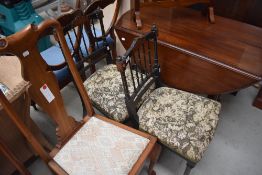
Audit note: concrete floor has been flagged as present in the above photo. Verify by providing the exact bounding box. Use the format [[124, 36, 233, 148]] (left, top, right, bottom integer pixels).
[[28, 83, 262, 175]]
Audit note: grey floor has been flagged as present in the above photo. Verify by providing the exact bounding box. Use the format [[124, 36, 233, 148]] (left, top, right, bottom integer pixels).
[[28, 83, 262, 175]]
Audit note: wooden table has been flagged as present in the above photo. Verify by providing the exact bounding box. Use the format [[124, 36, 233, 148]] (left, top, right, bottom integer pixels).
[[115, 6, 262, 108]]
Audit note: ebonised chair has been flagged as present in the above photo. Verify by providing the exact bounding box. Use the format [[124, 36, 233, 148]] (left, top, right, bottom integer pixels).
[[115, 26, 221, 175], [0, 18, 158, 175]]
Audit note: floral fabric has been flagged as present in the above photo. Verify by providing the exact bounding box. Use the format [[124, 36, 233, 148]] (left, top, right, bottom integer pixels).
[[138, 87, 221, 163], [84, 64, 154, 122], [54, 117, 149, 175]]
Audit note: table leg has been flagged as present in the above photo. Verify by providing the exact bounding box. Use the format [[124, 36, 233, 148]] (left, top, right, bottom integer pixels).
[[253, 87, 262, 109]]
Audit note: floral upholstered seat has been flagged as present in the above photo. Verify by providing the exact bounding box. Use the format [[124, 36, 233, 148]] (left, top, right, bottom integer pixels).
[[138, 87, 221, 163], [54, 117, 149, 175], [84, 64, 154, 122]]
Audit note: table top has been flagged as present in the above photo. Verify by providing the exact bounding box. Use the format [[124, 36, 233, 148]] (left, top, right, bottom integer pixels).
[[116, 6, 262, 80]]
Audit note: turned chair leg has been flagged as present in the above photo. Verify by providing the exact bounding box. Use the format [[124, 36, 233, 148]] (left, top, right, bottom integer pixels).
[[183, 162, 195, 175], [148, 143, 162, 175]]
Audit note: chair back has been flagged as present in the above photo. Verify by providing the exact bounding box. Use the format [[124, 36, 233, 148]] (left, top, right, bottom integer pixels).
[[57, 8, 113, 75], [116, 26, 160, 123], [0, 19, 94, 146]]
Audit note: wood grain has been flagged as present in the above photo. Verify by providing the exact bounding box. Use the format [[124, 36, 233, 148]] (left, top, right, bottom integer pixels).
[[115, 6, 262, 96]]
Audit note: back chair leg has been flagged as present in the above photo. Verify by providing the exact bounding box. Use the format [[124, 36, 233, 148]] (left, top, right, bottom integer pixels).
[[148, 143, 162, 175], [31, 101, 38, 111], [184, 162, 196, 175], [111, 44, 117, 62]]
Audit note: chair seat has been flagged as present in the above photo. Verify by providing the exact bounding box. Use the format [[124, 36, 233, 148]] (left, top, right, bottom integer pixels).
[[54, 117, 149, 175], [59, 30, 114, 57], [138, 87, 221, 163], [84, 64, 154, 122]]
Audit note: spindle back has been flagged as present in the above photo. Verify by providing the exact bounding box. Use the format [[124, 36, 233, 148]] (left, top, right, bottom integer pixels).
[[116, 26, 160, 123]]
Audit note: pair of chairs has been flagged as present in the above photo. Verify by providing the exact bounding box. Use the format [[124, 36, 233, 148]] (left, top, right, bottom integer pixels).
[[56, 9, 221, 175], [0, 18, 158, 175]]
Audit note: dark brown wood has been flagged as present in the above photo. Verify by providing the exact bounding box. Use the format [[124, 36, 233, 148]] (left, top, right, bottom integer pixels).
[[115, 6, 262, 98], [213, 0, 262, 27], [0, 56, 52, 174], [133, 0, 215, 29], [253, 87, 262, 109], [0, 18, 157, 175], [0, 133, 31, 175]]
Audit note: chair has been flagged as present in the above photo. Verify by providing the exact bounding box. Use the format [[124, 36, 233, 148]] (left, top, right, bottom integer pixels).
[[56, 7, 141, 121], [116, 25, 221, 175], [57, 9, 147, 123], [74, 0, 120, 60], [0, 18, 158, 175], [38, 0, 121, 95], [133, 0, 215, 29]]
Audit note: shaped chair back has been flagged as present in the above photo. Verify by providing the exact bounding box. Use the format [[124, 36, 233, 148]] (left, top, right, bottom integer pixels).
[[0, 19, 94, 146], [116, 26, 160, 123]]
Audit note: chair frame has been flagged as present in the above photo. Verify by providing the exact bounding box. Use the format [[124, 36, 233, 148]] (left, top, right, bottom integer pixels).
[[0, 18, 158, 175]]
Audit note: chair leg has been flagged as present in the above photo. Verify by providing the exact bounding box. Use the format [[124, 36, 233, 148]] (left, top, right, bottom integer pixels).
[[148, 143, 162, 175], [208, 6, 215, 23], [31, 100, 38, 111], [111, 43, 117, 61], [183, 162, 195, 175]]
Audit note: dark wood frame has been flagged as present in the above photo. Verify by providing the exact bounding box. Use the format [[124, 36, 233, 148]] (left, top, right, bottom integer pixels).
[[0, 17, 158, 175], [132, 0, 215, 29]]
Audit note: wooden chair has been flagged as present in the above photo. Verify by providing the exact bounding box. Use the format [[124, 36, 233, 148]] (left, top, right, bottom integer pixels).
[[0, 18, 158, 175], [56, 8, 137, 121], [133, 0, 215, 29], [116, 25, 221, 175], [74, 0, 120, 60]]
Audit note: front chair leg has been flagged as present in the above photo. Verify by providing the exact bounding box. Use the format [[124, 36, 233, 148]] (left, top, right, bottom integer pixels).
[[184, 162, 195, 175], [148, 143, 162, 175]]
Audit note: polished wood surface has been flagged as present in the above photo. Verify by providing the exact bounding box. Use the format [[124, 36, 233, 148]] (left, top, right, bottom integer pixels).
[[115, 6, 262, 97], [214, 0, 262, 27], [133, 0, 215, 29]]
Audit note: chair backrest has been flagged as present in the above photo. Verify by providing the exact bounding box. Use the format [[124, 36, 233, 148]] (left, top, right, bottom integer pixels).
[[116, 26, 160, 123], [57, 6, 114, 75], [0, 19, 95, 146]]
